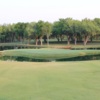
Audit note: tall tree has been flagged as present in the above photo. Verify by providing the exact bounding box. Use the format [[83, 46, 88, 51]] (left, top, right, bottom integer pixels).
[[62, 18, 74, 45], [0, 25, 5, 42], [1, 25, 8, 42], [14, 22, 27, 42], [43, 22, 52, 45], [52, 19, 65, 42], [34, 20, 46, 45], [93, 18, 100, 39], [71, 20, 81, 45], [81, 18, 99, 45], [25, 22, 36, 44]]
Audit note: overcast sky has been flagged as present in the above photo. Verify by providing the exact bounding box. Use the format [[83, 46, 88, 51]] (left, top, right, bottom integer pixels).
[[0, 0, 100, 24]]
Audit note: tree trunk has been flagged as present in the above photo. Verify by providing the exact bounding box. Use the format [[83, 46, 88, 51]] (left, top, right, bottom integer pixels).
[[56, 35, 60, 42], [60, 35, 64, 42], [83, 36, 89, 46], [74, 36, 77, 45], [43, 36, 47, 43], [40, 37, 43, 46], [18, 36, 21, 42], [13, 33, 16, 42], [56, 37, 59, 42], [90, 36, 93, 42], [67, 36, 70, 45], [36, 38, 38, 45], [28, 38, 30, 44], [12, 35, 14, 42], [47, 35, 49, 46]]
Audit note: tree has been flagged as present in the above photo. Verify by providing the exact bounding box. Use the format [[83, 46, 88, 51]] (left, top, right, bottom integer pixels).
[[52, 21, 60, 42], [62, 18, 74, 45], [81, 18, 99, 45], [34, 20, 46, 45], [0, 25, 5, 42], [0, 25, 8, 42], [52, 19, 65, 42], [93, 18, 100, 40], [43, 22, 52, 45], [5, 24, 16, 42], [14, 22, 27, 42], [25, 22, 36, 44], [71, 20, 81, 45]]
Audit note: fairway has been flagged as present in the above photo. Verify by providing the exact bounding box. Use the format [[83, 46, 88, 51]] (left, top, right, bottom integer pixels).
[[0, 61, 100, 100]]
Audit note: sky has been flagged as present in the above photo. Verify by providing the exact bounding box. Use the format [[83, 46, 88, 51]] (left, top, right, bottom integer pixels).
[[0, 0, 100, 24]]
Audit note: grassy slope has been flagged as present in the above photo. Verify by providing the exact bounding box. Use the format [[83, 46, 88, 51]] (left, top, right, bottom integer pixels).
[[0, 61, 100, 100]]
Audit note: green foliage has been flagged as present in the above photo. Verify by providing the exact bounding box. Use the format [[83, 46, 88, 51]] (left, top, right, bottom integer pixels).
[[25, 22, 36, 38], [13, 22, 28, 41], [81, 19, 97, 36], [0, 18, 100, 45], [34, 20, 45, 37], [93, 18, 100, 35], [44, 22, 52, 36]]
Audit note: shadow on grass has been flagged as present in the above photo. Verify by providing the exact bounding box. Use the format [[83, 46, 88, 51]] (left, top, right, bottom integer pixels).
[[0, 54, 100, 62]]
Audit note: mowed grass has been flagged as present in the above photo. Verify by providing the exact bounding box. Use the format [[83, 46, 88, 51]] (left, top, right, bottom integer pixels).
[[0, 61, 100, 100], [1, 49, 100, 60]]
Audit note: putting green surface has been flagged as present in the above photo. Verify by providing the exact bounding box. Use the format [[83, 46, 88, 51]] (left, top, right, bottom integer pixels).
[[1, 49, 100, 60], [0, 60, 100, 100]]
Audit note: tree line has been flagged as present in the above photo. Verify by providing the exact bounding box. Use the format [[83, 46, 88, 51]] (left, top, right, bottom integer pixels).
[[0, 18, 100, 45]]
